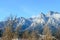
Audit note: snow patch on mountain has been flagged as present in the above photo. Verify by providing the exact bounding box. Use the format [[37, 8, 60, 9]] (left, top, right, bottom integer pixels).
[[0, 11, 60, 32]]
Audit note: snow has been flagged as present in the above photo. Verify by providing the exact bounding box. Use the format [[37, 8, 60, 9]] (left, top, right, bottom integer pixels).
[[52, 14, 60, 20], [0, 11, 60, 32]]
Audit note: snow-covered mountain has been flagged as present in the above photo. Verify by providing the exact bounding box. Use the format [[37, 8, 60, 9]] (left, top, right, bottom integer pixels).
[[0, 11, 60, 33]]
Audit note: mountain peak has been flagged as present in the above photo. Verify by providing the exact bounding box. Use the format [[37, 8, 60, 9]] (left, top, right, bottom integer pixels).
[[46, 11, 60, 17], [47, 11, 60, 15], [38, 12, 46, 19], [40, 12, 45, 16], [47, 11, 54, 15]]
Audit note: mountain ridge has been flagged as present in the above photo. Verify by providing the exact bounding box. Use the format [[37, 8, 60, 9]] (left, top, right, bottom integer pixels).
[[0, 11, 60, 33]]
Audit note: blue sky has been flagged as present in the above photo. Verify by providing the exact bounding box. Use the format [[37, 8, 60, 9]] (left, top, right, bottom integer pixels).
[[0, 0, 60, 21]]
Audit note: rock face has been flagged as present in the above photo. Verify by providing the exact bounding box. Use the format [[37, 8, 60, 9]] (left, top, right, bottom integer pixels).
[[0, 11, 60, 33]]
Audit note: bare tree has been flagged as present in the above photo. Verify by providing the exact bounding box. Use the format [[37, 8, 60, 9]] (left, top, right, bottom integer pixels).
[[30, 30, 37, 40], [43, 25, 53, 40], [2, 27, 13, 40], [2, 16, 19, 40], [55, 26, 60, 40], [13, 25, 22, 39], [22, 30, 29, 39]]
